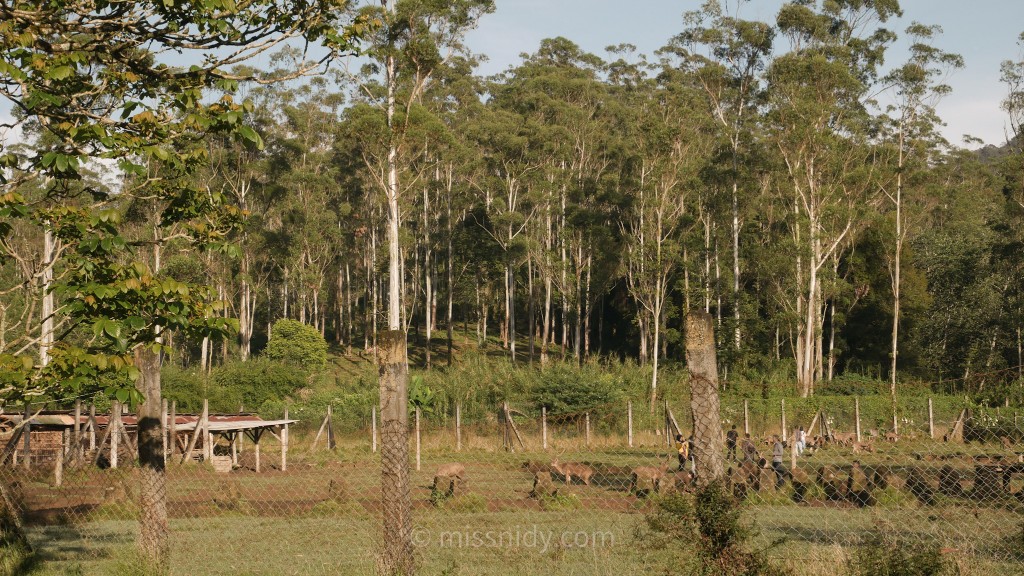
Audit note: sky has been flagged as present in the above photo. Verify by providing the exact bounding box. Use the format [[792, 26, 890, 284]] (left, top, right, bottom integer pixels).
[[464, 0, 1024, 148], [2, 1, 1021, 150]]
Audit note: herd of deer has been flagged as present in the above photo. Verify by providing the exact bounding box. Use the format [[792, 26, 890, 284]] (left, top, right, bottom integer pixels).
[[431, 450, 690, 497]]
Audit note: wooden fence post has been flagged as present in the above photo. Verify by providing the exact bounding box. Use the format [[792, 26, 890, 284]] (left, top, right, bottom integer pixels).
[[169, 401, 177, 459], [743, 399, 749, 435], [781, 399, 787, 442], [281, 407, 289, 472], [72, 400, 82, 464], [88, 404, 96, 451], [627, 401, 633, 448], [855, 397, 861, 442], [415, 406, 421, 472], [541, 406, 547, 451], [585, 412, 591, 448], [455, 402, 462, 452], [928, 398, 935, 439], [110, 401, 119, 469]]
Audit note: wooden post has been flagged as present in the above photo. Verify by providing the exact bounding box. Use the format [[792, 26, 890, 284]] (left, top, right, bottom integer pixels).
[[455, 402, 462, 452], [110, 401, 119, 469], [88, 404, 96, 451], [73, 400, 82, 464], [855, 397, 862, 442], [237, 404, 244, 455], [371, 405, 378, 453], [664, 400, 671, 448], [326, 404, 335, 450], [541, 406, 548, 450], [790, 428, 797, 470], [230, 432, 238, 467], [781, 399, 787, 442], [685, 311, 726, 486], [928, 398, 935, 439], [281, 408, 288, 472], [585, 412, 591, 448], [169, 401, 177, 458], [415, 406, 421, 472], [161, 398, 168, 464], [202, 399, 211, 462], [254, 430, 261, 473], [54, 430, 64, 487], [21, 404, 31, 470], [627, 401, 633, 448], [743, 399, 749, 435]]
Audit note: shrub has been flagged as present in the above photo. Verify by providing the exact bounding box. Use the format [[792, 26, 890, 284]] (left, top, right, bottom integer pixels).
[[265, 319, 328, 368], [529, 363, 624, 416], [848, 532, 947, 576], [161, 365, 204, 413], [208, 358, 307, 412], [641, 481, 789, 576]]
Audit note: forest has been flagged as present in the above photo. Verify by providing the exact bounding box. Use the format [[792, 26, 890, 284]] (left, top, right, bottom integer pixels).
[[2, 0, 1024, 414]]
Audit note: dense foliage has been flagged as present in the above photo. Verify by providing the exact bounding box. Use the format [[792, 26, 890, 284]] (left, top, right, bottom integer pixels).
[[4, 0, 1024, 409]]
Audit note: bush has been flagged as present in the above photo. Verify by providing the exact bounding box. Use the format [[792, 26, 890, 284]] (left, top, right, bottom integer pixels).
[[848, 532, 947, 576], [528, 363, 624, 416], [265, 319, 328, 368], [161, 365, 204, 413], [641, 481, 789, 576], [208, 358, 307, 412]]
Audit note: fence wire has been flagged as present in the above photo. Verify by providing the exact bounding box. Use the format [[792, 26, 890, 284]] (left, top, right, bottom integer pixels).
[[4, 396, 1023, 575]]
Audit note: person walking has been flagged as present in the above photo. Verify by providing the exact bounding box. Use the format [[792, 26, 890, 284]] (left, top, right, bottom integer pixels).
[[676, 434, 688, 471], [771, 435, 786, 488], [726, 425, 738, 461], [796, 426, 807, 456]]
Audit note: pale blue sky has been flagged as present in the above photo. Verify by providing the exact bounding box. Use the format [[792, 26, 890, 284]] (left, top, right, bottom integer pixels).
[[466, 0, 1024, 148]]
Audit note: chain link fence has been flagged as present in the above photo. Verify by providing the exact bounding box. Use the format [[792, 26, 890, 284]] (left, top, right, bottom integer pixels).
[[4, 393, 1024, 575]]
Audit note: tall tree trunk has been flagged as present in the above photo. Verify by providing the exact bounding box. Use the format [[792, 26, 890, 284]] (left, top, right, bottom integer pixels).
[[135, 346, 168, 567], [686, 310, 725, 486], [377, 330, 413, 576], [40, 229, 55, 366], [380, 2, 412, 571]]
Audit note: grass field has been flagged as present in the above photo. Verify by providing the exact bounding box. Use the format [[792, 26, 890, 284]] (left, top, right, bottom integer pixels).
[[11, 428, 1024, 575]]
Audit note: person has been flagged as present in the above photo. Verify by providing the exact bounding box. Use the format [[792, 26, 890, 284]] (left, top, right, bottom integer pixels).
[[675, 434, 688, 471], [726, 425, 739, 461], [687, 434, 696, 471], [796, 426, 806, 456], [741, 432, 758, 463], [771, 435, 786, 488]]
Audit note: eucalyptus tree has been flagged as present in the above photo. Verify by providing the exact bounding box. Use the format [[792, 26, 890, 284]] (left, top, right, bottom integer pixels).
[[609, 47, 711, 409], [346, 1, 493, 571], [490, 38, 616, 362], [878, 23, 962, 426], [669, 0, 773, 354], [767, 0, 901, 396]]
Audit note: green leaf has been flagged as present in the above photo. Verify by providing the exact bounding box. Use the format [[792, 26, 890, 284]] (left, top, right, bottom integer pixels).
[[114, 388, 129, 403]]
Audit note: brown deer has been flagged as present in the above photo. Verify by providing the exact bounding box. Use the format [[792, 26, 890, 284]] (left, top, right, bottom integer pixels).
[[432, 463, 466, 495], [629, 460, 672, 494], [550, 453, 594, 486]]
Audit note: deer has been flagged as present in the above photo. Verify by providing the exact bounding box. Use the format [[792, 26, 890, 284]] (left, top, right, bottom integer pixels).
[[432, 463, 466, 496], [629, 459, 672, 494], [550, 451, 594, 486]]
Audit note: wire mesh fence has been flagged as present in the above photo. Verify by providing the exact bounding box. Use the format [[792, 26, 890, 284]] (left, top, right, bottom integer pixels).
[[4, 393, 1024, 575]]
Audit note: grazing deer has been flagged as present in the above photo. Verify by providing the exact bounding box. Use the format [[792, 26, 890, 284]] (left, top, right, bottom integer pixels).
[[550, 453, 594, 486], [432, 462, 466, 495], [884, 432, 899, 443], [852, 441, 874, 454], [629, 460, 672, 494]]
